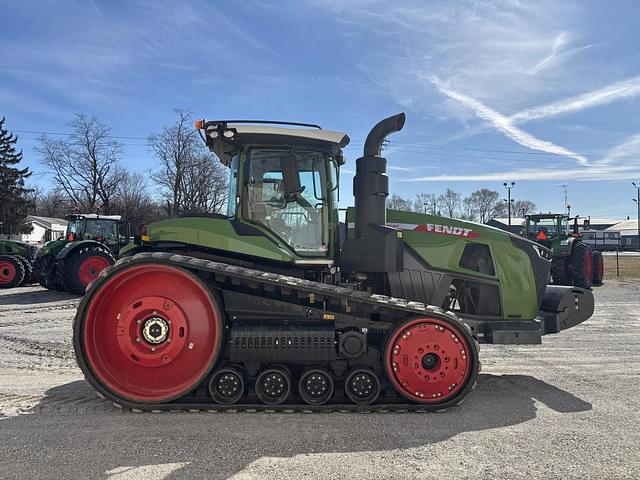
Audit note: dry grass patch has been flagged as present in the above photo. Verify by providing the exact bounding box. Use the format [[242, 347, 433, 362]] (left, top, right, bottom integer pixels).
[[603, 254, 640, 280]]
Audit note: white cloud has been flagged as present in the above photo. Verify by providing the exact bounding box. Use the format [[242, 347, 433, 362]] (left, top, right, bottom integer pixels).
[[402, 164, 640, 182], [512, 75, 640, 123], [429, 76, 590, 166]]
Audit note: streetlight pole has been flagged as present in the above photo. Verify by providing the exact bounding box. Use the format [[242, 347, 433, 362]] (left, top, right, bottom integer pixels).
[[503, 181, 515, 225], [633, 182, 640, 251]]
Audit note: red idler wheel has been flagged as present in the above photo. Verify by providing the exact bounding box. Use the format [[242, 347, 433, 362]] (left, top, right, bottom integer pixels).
[[0, 259, 17, 286], [78, 256, 112, 288], [78, 263, 223, 403], [384, 317, 477, 404]]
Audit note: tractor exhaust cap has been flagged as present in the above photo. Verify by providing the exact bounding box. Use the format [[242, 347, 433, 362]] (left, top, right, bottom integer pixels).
[[363, 113, 406, 157]]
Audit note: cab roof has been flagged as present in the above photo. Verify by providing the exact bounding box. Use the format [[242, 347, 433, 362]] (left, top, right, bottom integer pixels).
[[66, 214, 122, 221], [198, 120, 350, 166]]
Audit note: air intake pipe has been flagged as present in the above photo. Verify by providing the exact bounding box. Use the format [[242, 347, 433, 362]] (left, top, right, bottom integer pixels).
[[354, 113, 406, 239]]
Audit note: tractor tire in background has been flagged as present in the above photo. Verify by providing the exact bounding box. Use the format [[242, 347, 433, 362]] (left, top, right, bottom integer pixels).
[[0, 255, 26, 289], [592, 250, 604, 285], [16, 256, 34, 286], [551, 257, 570, 286], [569, 241, 593, 289], [34, 255, 60, 290], [60, 245, 115, 295]]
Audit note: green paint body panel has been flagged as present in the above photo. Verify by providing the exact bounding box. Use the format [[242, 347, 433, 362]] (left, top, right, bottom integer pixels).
[[146, 217, 296, 263], [347, 208, 541, 320], [0, 240, 33, 259], [36, 239, 67, 259]]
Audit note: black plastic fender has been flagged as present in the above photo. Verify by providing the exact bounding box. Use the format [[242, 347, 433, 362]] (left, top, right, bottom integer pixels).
[[55, 240, 106, 260]]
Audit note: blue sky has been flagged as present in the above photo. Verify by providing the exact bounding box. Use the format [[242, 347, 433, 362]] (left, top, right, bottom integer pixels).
[[2, 0, 640, 219]]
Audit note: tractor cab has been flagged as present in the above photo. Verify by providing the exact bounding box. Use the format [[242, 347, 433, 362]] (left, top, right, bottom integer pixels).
[[198, 120, 347, 262], [524, 213, 570, 249], [65, 214, 131, 255]]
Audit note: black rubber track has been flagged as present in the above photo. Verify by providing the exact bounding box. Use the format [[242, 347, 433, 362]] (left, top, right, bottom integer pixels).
[[0, 255, 25, 289], [74, 252, 481, 413]]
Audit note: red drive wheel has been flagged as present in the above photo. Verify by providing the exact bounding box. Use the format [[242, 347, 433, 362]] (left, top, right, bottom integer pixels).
[[0, 259, 17, 286], [78, 263, 223, 403], [78, 256, 112, 288], [384, 317, 477, 404]]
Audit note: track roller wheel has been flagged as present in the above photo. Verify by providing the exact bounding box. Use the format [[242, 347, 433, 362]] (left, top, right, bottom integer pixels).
[[344, 368, 381, 405], [384, 316, 479, 406], [298, 368, 334, 405], [209, 368, 245, 404], [255, 366, 291, 405], [74, 262, 223, 404]]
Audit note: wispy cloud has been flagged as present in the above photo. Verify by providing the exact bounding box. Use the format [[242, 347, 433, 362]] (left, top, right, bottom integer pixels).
[[526, 32, 595, 75], [401, 164, 640, 182], [401, 131, 640, 182], [512, 75, 640, 123], [429, 76, 590, 166]]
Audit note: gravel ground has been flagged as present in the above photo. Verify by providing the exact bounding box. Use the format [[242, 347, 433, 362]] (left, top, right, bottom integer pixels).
[[0, 282, 638, 480]]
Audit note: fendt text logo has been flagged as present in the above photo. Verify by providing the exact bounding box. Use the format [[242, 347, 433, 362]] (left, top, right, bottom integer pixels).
[[389, 223, 480, 238]]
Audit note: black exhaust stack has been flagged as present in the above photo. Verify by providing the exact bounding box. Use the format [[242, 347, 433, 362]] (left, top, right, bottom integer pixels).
[[340, 113, 406, 274]]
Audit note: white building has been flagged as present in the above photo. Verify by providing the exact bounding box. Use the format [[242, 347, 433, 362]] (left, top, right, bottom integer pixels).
[[606, 219, 639, 249], [20, 216, 68, 245]]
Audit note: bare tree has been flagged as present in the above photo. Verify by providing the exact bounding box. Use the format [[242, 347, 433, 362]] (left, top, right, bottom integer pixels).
[[461, 196, 476, 221], [413, 193, 437, 214], [112, 171, 162, 228], [37, 114, 124, 213], [150, 109, 198, 217], [387, 193, 414, 212], [37, 189, 74, 218], [514, 199, 536, 217], [465, 188, 501, 223], [437, 189, 461, 218], [180, 154, 228, 215]]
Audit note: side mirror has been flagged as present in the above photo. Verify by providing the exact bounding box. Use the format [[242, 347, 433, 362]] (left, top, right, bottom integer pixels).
[[280, 153, 303, 196], [583, 218, 590, 229]]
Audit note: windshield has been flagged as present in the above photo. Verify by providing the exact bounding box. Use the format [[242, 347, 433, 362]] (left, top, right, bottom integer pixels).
[[527, 217, 567, 239], [66, 218, 118, 243], [245, 148, 332, 257]]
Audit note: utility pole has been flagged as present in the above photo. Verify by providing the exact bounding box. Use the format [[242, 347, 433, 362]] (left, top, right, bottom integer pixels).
[[632, 181, 639, 250], [561, 184, 568, 215], [503, 181, 515, 225]]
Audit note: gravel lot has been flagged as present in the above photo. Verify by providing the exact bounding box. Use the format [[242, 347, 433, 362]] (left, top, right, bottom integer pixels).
[[0, 282, 638, 480]]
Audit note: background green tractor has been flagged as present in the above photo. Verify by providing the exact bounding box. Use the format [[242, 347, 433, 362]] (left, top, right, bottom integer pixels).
[[34, 214, 131, 294], [0, 239, 37, 288], [524, 213, 603, 288]]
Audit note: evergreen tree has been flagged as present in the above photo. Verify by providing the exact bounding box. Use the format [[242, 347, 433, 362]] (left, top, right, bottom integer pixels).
[[0, 116, 33, 236]]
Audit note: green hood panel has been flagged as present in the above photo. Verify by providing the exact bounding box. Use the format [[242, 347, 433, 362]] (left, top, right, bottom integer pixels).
[[347, 208, 542, 320], [147, 217, 294, 263], [37, 239, 67, 258]]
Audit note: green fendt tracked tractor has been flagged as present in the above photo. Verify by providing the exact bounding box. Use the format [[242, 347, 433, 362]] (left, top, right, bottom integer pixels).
[[0, 239, 37, 288], [73, 114, 594, 412], [524, 213, 603, 288], [34, 214, 131, 294]]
